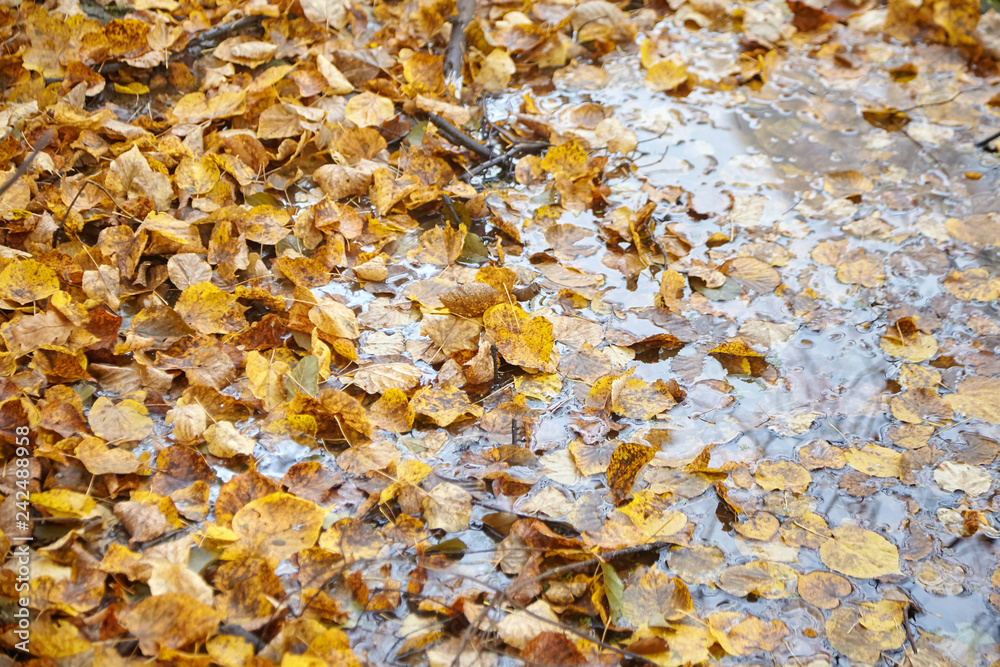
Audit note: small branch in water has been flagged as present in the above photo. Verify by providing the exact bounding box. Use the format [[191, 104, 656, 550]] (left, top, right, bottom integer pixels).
[[429, 112, 495, 160], [464, 141, 548, 179], [976, 128, 1000, 150]]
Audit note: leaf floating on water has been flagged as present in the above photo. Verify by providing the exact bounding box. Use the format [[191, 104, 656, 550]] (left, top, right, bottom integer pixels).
[[819, 525, 902, 579], [606, 441, 656, 503]]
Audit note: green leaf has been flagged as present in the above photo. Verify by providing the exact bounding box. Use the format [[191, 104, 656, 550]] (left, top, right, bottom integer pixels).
[[286, 355, 319, 400], [602, 562, 624, 625]]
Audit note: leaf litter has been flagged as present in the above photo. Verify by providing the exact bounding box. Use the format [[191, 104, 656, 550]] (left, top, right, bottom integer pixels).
[[3, 0, 1000, 665]]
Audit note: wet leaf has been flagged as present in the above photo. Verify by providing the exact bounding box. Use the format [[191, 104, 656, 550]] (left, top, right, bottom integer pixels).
[[718, 561, 798, 599], [411, 385, 484, 427], [620, 565, 693, 629], [945, 376, 1000, 423], [483, 304, 555, 372], [606, 441, 656, 503], [819, 525, 901, 578], [826, 600, 906, 663], [797, 571, 852, 609]]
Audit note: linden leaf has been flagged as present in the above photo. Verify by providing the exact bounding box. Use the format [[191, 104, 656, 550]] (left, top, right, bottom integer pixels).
[[422, 482, 472, 532], [349, 360, 423, 394], [0, 259, 60, 304], [411, 385, 484, 427], [708, 612, 790, 657], [483, 303, 555, 372], [345, 91, 395, 128], [718, 561, 798, 599], [819, 524, 901, 578], [797, 571, 852, 609], [476, 48, 516, 93], [368, 387, 415, 433], [606, 441, 656, 503], [88, 397, 153, 443], [889, 387, 952, 424], [826, 600, 905, 663], [175, 282, 248, 335], [934, 461, 992, 496], [824, 170, 874, 198], [611, 377, 676, 420], [844, 444, 901, 478], [119, 593, 223, 656], [225, 492, 326, 565], [620, 565, 693, 629], [944, 268, 1000, 301], [76, 436, 143, 475], [754, 460, 811, 493], [945, 376, 1000, 423], [309, 296, 360, 340], [645, 59, 690, 92]]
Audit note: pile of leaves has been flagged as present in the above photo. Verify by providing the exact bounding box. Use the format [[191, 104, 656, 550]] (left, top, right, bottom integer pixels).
[[2, 0, 1000, 664]]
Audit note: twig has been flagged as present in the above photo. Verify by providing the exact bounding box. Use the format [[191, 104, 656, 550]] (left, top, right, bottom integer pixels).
[[976, 128, 1000, 150], [185, 15, 265, 58], [429, 112, 494, 159], [450, 540, 668, 667], [443, 0, 475, 95], [465, 141, 548, 178], [0, 129, 54, 202]]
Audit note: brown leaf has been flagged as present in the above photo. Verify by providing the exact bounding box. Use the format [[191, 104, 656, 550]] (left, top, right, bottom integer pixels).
[[119, 593, 222, 655]]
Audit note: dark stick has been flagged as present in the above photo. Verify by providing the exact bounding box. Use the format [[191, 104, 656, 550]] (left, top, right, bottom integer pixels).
[[428, 112, 494, 159], [185, 15, 265, 57], [976, 128, 1000, 150], [443, 0, 475, 92], [465, 140, 548, 178], [0, 130, 54, 202]]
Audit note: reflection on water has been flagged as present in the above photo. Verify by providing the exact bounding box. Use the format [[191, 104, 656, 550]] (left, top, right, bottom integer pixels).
[[463, 16, 1000, 658]]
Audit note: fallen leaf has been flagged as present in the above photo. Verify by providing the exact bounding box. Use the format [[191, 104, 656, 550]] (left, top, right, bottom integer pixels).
[[819, 524, 901, 578]]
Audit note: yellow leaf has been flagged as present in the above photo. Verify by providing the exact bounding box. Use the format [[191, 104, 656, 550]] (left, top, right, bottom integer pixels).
[[606, 441, 656, 503], [718, 561, 797, 599], [113, 81, 149, 95], [476, 48, 516, 93], [369, 387, 415, 433], [0, 258, 60, 304], [823, 170, 874, 198], [819, 524, 901, 578], [246, 351, 289, 411], [844, 444, 901, 478], [797, 571, 852, 609], [513, 373, 562, 400], [31, 488, 98, 518], [175, 282, 248, 335], [945, 376, 1000, 423], [611, 378, 675, 420], [708, 612, 789, 656], [754, 460, 811, 493], [620, 565, 693, 629], [483, 303, 554, 372], [645, 59, 689, 92], [411, 385, 484, 427], [541, 140, 588, 180], [119, 593, 223, 656], [88, 396, 153, 443], [345, 91, 395, 128], [225, 492, 326, 565], [826, 600, 905, 663], [944, 268, 1000, 301]]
